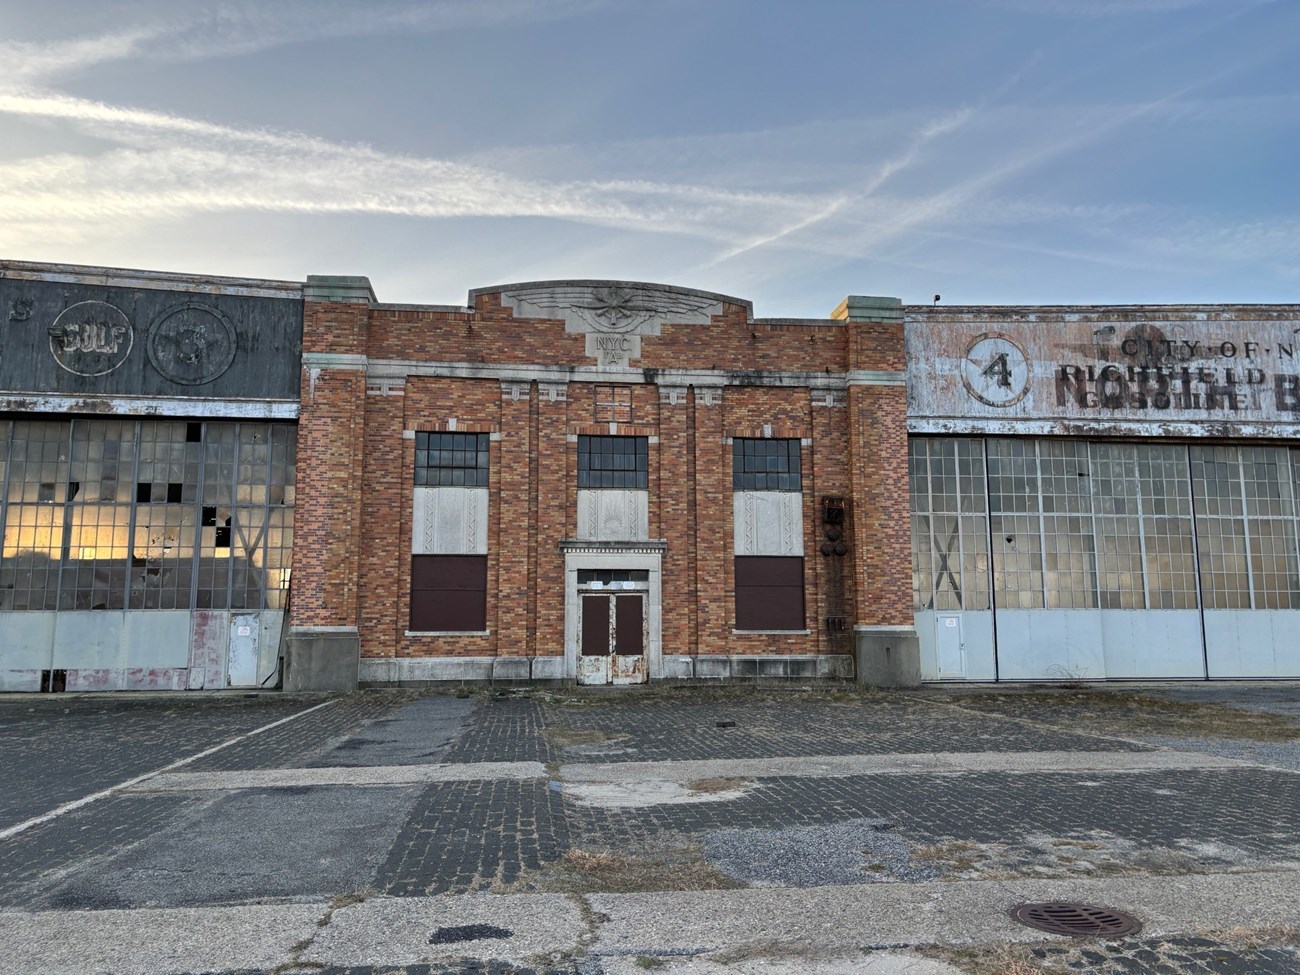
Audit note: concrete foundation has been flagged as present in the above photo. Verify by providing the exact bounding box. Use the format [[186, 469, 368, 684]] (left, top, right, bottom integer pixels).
[[854, 626, 921, 688], [283, 628, 360, 693]]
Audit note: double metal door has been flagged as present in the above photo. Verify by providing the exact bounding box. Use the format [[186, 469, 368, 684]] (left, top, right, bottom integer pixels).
[[579, 591, 647, 684]]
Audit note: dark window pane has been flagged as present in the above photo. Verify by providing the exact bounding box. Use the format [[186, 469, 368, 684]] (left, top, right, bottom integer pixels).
[[415, 432, 489, 485], [733, 439, 801, 491]]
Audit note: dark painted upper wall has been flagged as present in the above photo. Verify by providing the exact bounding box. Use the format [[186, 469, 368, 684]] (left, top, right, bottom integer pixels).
[[0, 265, 303, 402]]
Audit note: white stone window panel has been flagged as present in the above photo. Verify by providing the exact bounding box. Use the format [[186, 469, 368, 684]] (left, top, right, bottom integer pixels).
[[577, 489, 649, 542], [412, 486, 489, 555], [734, 491, 804, 556]]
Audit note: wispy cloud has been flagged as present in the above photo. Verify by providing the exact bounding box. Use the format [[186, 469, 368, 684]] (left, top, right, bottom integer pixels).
[[0, 89, 828, 252], [0, 0, 622, 87]]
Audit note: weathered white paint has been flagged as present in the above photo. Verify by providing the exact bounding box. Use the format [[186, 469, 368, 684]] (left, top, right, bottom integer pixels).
[[564, 550, 662, 681], [733, 491, 803, 556], [0, 394, 298, 419], [1205, 610, 1300, 678], [412, 487, 488, 555], [577, 489, 648, 542], [906, 308, 1300, 438], [227, 614, 261, 687], [915, 610, 996, 681]]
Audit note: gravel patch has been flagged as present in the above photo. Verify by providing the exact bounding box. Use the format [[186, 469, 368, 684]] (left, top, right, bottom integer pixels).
[[703, 818, 940, 887]]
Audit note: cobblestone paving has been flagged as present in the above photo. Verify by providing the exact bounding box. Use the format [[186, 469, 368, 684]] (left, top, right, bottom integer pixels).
[[188, 692, 425, 771], [1019, 935, 1300, 974], [568, 768, 1300, 888], [443, 697, 554, 765], [0, 794, 192, 907], [377, 780, 570, 896], [540, 695, 1147, 764], [0, 695, 306, 828]]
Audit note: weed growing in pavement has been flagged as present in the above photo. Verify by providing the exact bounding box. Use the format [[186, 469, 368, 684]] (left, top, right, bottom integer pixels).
[[542, 726, 625, 750], [934, 689, 1300, 742], [685, 776, 748, 794], [633, 956, 666, 969], [1196, 923, 1300, 948], [503, 845, 745, 894], [923, 944, 1051, 975]]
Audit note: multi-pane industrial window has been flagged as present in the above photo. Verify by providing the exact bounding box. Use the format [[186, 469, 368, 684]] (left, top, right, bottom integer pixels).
[[414, 432, 489, 487], [732, 438, 801, 492], [410, 431, 489, 631], [577, 435, 648, 489], [910, 438, 1300, 613], [733, 437, 804, 629], [0, 419, 295, 611]]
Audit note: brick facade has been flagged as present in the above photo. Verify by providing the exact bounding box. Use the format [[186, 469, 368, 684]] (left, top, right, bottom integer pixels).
[[291, 280, 913, 683]]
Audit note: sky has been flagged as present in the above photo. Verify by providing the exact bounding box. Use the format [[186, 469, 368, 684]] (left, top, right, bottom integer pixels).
[[0, 0, 1296, 316]]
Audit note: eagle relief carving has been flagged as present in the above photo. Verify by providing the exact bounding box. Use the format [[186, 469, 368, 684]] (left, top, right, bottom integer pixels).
[[496, 282, 731, 368]]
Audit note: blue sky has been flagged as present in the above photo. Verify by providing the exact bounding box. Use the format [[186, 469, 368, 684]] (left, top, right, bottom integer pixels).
[[1, 0, 1296, 315]]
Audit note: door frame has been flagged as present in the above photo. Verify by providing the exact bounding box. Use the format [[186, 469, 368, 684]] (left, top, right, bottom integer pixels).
[[563, 547, 663, 681]]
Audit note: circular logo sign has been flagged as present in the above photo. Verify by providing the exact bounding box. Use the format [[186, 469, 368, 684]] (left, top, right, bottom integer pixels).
[[147, 302, 237, 385], [961, 333, 1031, 407], [48, 301, 134, 376]]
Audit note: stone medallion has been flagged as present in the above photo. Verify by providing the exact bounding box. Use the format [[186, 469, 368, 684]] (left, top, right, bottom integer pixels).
[[48, 301, 134, 377], [147, 301, 237, 385]]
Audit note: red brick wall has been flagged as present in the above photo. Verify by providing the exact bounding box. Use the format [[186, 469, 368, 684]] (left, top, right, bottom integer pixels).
[[293, 291, 912, 666]]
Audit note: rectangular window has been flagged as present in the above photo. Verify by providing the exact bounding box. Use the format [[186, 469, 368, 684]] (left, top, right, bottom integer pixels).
[[732, 438, 801, 492], [410, 555, 487, 631], [594, 385, 633, 423], [577, 435, 648, 489], [735, 555, 804, 630], [414, 432, 489, 487]]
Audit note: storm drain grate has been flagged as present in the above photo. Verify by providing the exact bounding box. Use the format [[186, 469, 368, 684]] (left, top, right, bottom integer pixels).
[[1010, 902, 1142, 938], [428, 924, 513, 944]]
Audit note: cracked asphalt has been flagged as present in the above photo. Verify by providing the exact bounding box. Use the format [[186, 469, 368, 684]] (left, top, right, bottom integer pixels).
[[1, 682, 1299, 974]]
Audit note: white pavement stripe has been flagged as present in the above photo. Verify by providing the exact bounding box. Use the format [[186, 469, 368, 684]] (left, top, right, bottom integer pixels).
[[121, 749, 1260, 795], [0, 699, 337, 843], [560, 749, 1259, 784], [128, 761, 549, 791]]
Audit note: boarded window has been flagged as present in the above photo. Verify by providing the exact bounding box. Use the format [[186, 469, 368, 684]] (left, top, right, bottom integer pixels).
[[733, 438, 801, 492], [410, 555, 487, 631], [415, 432, 489, 487], [735, 555, 804, 630], [578, 435, 648, 489]]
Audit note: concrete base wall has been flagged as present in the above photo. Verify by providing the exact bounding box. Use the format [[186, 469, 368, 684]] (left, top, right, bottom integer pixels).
[[854, 626, 921, 688], [357, 653, 853, 685], [284, 628, 360, 693]]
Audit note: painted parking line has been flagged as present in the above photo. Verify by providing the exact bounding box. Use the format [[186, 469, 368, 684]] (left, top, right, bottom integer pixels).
[[0, 699, 338, 842]]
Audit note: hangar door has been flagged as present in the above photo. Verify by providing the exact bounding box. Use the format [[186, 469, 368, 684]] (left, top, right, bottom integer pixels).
[[911, 437, 1300, 680]]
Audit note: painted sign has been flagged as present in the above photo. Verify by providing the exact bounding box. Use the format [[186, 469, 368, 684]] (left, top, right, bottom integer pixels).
[[907, 308, 1300, 437]]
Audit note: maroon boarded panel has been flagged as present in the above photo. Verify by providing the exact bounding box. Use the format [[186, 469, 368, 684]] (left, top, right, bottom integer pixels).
[[614, 594, 644, 655], [410, 556, 487, 630], [735, 556, 805, 630], [581, 594, 611, 656], [734, 556, 803, 588], [412, 555, 487, 591], [410, 588, 487, 631]]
